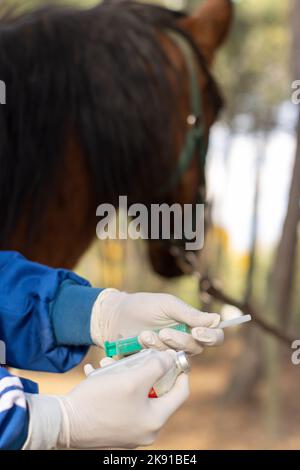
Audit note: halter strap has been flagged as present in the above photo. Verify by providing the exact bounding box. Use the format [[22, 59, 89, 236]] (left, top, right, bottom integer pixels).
[[166, 31, 208, 190]]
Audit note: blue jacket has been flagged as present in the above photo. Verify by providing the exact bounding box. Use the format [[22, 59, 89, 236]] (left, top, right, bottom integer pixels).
[[0, 251, 102, 450]]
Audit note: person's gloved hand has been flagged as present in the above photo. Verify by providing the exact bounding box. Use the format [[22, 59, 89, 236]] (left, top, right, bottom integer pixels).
[[91, 289, 224, 355], [23, 350, 189, 450]]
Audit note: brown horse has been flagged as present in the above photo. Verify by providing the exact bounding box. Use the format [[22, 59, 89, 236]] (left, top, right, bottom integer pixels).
[[0, 0, 232, 278]]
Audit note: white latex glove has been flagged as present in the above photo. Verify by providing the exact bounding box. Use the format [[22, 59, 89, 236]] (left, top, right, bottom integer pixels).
[[23, 350, 189, 450], [91, 289, 224, 355]]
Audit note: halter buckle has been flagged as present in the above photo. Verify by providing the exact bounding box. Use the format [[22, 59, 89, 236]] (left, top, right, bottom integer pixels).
[[187, 114, 201, 128]]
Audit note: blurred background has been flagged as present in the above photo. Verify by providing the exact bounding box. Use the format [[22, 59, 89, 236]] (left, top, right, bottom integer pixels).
[[11, 0, 300, 449]]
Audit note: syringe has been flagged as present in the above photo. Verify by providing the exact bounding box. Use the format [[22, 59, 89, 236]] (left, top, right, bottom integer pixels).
[[86, 349, 190, 399], [104, 314, 252, 358]]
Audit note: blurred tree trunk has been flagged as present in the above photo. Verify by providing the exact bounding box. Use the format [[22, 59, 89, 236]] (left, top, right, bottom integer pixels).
[[271, 0, 300, 328], [272, 115, 300, 326], [292, 0, 300, 80], [263, 0, 300, 438], [244, 132, 266, 302]]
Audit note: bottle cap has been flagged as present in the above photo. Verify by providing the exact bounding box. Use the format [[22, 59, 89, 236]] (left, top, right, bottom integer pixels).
[[175, 351, 190, 372]]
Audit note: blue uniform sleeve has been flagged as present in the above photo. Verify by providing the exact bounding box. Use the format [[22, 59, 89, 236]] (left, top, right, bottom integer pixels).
[[0, 251, 102, 373], [0, 367, 30, 450]]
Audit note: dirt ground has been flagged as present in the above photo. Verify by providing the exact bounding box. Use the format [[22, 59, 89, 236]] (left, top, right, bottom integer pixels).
[[15, 337, 300, 450]]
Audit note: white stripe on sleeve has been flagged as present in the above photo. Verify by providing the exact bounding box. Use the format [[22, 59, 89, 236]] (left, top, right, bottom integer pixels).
[[0, 389, 26, 413], [0, 376, 23, 394]]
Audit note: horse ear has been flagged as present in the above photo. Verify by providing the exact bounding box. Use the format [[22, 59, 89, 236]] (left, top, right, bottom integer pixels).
[[180, 0, 233, 65]]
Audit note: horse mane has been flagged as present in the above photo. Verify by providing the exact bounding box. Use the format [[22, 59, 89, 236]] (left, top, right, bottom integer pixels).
[[0, 0, 223, 245]]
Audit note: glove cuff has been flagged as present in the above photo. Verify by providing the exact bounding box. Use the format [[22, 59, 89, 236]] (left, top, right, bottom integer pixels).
[[23, 394, 62, 450], [90, 288, 121, 347]]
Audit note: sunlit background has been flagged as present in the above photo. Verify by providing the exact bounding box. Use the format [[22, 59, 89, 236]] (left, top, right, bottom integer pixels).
[[10, 0, 300, 449]]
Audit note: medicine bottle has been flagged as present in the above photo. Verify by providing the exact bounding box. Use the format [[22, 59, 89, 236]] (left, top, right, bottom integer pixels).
[[149, 351, 190, 398]]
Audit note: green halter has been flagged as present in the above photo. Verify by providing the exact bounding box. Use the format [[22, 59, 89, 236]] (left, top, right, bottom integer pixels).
[[166, 31, 208, 191]]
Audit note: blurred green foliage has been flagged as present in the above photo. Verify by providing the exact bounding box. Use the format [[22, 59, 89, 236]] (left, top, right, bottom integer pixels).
[[1, 0, 99, 12], [216, 0, 289, 128]]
